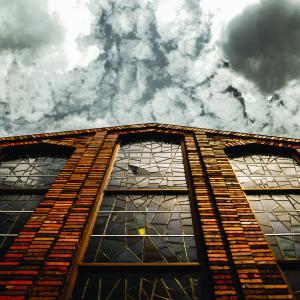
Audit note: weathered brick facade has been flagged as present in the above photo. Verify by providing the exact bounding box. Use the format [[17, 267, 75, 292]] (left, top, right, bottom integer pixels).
[[0, 123, 298, 299]]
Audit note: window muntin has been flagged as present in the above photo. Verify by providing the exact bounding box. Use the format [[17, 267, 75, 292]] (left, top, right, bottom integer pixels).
[[73, 137, 202, 299], [84, 194, 197, 263], [0, 148, 69, 257]]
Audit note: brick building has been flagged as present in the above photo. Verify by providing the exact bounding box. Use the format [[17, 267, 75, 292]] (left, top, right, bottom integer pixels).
[[0, 123, 299, 299]]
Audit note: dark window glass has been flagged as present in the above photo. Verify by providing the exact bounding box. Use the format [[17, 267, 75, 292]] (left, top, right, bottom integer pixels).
[[0, 149, 69, 257], [73, 271, 202, 300]]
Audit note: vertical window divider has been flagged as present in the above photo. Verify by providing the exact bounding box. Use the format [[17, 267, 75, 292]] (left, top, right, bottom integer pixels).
[[64, 142, 120, 299]]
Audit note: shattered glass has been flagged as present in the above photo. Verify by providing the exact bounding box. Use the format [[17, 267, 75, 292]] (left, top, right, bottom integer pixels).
[[108, 140, 187, 189]]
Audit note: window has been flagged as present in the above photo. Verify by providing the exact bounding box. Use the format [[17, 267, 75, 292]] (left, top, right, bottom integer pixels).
[[0, 144, 71, 258], [228, 146, 300, 299], [72, 136, 203, 299]]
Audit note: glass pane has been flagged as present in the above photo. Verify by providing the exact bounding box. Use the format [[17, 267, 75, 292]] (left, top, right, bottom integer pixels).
[[266, 235, 300, 260], [100, 194, 191, 212], [108, 139, 187, 189], [247, 194, 300, 260], [0, 211, 32, 235], [84, 236, 197, 263], [0, 155, 68, 189], [282, 270, 300, 300], [249, 194, 300, 212], [0, 236, 17, 258], [230, 154, 300, 188], [86, 194, 198, 263], [93, 212, 193, 236], [0, 194, 43, 211], [72, 271, 202, 300], [255, 212, 300, 235]]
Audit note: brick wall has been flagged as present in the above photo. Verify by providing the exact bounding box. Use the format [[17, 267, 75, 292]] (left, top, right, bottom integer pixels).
[[0, 124, 298, 299]]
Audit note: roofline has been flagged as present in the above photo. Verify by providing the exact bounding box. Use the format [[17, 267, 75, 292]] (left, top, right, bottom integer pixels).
[[0, 123, 299, 144]]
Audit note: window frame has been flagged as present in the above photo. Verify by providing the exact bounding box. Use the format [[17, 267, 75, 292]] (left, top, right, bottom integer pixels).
[[66, 134, 205, 299], [227, 145, 300, 298]]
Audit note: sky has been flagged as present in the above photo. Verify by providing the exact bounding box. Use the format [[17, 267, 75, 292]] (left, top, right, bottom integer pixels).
[[0, 0, 299, 138]]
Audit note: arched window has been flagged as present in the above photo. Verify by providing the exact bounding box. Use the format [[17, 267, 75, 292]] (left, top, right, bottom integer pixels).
[[0, 144, 72, 258], [72, 136, 203, 299], [228, 145, 300, 299]]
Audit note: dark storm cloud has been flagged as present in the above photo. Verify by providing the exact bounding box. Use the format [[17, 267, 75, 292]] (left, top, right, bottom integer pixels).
[[0, 0, 63, 53], [222, 0, 300, 93]]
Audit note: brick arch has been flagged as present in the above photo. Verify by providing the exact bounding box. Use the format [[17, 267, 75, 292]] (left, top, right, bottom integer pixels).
[[110, 127, 191, 139]]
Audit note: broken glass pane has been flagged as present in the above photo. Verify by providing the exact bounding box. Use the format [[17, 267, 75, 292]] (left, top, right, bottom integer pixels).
[[108, 139, 187, 189]]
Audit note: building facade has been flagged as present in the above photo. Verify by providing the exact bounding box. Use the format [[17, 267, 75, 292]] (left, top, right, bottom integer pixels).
[[0, 123, 299, 299]]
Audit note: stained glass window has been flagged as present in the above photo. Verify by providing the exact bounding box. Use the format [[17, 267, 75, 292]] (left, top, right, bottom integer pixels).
[[229, 150, 300, 299], [0, 147, 69, 257], [72, 138, 202, 299]]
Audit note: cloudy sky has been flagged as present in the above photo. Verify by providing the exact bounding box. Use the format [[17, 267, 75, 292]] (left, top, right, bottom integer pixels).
[[0, 0, 299, 138]]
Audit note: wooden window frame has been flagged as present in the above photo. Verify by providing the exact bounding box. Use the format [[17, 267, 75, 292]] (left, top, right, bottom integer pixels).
[[65, 135, 205, 299]]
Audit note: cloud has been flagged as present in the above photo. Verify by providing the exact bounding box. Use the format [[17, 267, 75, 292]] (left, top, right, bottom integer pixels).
[[0, 0, 63, 61], [0, 0, 300, 139], [221, 0, 300, 93]]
